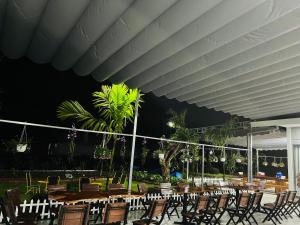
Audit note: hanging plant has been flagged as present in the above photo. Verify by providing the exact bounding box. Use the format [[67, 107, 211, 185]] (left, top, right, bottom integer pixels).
[[271, 157, 278, 167], [94, 145, 111, 159], [278, 158, 285, 168], [262, 156, 268, 166], [235, 151, 242, 163]]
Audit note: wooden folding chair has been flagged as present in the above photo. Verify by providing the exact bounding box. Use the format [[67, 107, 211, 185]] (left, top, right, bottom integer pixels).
[[133, 199, 167, 225], [226, 192, 252, 225], [183, 195, 210, 225], [203, 193, 230, 225], [100, 202, 129, 225], [246, 192, 263, 225], [261, 192, 286, 225], [57, 204, 90, 225]]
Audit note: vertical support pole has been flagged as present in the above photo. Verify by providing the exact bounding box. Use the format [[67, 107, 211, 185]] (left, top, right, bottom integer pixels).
[[256, 149, 259, 174], [247, 133, 253, 183], [201, 145, 205, 189], [287, 127, 295, 191], [128, 92, 140, 194], [186, 149, 189, 180]]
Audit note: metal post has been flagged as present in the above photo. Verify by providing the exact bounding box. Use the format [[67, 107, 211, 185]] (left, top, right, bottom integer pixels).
[[201, 145, 205, 188], [186, 149, 189, 180], [128, 92, 140, 194], [256, 149, 259, 174], [247, 133, 253, 183]]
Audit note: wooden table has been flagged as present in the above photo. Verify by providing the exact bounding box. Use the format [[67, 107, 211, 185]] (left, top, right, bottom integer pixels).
[[48, 190, 144, 204]]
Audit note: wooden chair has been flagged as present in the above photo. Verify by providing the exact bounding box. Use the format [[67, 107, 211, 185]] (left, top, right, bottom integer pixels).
[[57, 204, 90, 225], [261, 192, 286, 225], [132, 199, 167, 225], [246, 192, 264, 225], [5, 188, 38, 222], [100, 202, 129, 225], [281, 190, 297, 219], [0, 197, 38, 225], [81, 183, 100, 192], [25, 171, 40, 194], [226, 192, 252, 225], [79, 177, 91, 192], [183, 195, 210, 225], [203, 193, 230, 225], [48, 184, 67, 193]]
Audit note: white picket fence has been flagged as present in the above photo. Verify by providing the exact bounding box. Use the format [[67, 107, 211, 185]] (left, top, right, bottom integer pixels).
[[0, 189, 237, 223], [193, 177, 224, 186]]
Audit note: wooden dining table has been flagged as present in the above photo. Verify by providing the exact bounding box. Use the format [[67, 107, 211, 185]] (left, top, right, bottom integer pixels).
[[48, 190, 144, 204]]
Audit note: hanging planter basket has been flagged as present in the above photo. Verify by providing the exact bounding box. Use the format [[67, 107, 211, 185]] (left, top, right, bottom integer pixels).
[[16, 125, 30, 153], [262, 161, 268, 166], [94, 146, 111, 160], [236, 158, 242, 163], [220, 157, 226, 162], [158, 153, 165, 160]]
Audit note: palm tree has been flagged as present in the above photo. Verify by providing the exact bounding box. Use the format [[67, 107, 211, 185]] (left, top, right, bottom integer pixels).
[[57, 83, 142, 171]]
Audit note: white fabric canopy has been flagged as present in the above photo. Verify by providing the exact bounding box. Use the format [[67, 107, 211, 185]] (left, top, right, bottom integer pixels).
[[228, 130, 287, 150], [2, 0, 300, 119]]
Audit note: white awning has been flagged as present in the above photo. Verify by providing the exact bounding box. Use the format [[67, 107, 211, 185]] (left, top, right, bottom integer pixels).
[[228, 130, 287, 150], [2, 0, 300, 119]]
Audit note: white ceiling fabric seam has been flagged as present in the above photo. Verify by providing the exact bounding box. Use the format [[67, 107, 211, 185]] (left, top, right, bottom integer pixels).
[[76, 0, 178, 77], [90, 0, 261, 82], [107, 0, 222, 84], [124, 0, 266, 88], [52, 0, 135, 71], [63, 0, 173, 74]]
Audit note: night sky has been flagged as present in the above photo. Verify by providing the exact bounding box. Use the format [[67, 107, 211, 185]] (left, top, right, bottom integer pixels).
[[0, 56, 233, 138]]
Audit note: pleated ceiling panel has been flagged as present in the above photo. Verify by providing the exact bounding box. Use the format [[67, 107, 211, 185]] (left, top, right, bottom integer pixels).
[[2, 0, 300, 119]]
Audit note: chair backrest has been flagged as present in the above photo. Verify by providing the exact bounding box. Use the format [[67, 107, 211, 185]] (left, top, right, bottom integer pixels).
[[48, 176, 60, 185], [286, 190, 297, 203], [102, 202, 129, 224], [79, 177, 90, 191], [195, 195, 210, 212], [119, 174, 127, 184], [238, 192, 251, 208], [5, 188, 21, 209], [112, 172, 122, 184], [57, 204, 90, 225], [148, 199, 167, 218], [108, 183, 125, 191], [48, 184, 67, 193], [81, 184, 99, 192], [137, 183, 147, 194], [252, 192, 263, 207], [276, 192, 286, 207], [216, 194, 230, 209]]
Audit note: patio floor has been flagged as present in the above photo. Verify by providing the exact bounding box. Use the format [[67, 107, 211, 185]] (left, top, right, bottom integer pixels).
[[35, 193, 300, 225]]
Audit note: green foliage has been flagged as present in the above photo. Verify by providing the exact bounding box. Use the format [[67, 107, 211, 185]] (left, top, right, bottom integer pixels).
[[141, 147, 149, 166], [204, 117, 239, 150], [94, 146, 111, 159], [57, 83, 142, 171]]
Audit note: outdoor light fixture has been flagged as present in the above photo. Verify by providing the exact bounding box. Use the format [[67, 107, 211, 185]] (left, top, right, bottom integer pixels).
[[167, 121, 175, 128]]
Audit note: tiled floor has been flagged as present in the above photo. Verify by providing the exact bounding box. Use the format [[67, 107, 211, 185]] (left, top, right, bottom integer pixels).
[[35, 193, 300, 225]]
